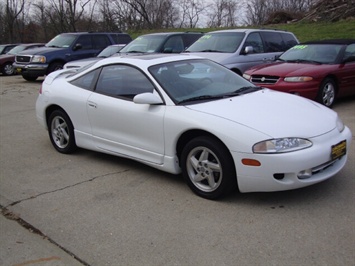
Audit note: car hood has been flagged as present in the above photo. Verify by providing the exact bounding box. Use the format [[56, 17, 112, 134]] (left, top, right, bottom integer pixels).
[[17, 46, 65, 55], [183, 52, 231, 63], [0, 54, 15, 60], [186, 89, 336, 138], [246, 61, 334, 76]]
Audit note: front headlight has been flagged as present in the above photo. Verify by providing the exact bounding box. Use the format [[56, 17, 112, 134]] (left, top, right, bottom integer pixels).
[[31, 55, 46, 63], [253, 138, 312, 153], [284, 76, 313, 82], [243, 73, 251, 80]]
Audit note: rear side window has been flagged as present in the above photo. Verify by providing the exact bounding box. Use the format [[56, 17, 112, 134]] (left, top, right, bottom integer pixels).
[[92, 35, 111, 50], [71, 68, 101, 90], [110, 34, 132, 44], [260, 32, 284, 52], [163, 36, 184, 52]]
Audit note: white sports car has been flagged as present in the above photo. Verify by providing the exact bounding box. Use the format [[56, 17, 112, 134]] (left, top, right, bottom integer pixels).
[[36, 54, 352, 199]]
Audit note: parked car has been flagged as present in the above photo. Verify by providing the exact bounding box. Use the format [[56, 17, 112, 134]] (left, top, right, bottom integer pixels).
[[243, 39, 355, 107], [0, 44, 19, 55], [184, 29, 298, 75], [13, 32, 132, 81], [64, 44, 126, 69], [119, 31, 203, 54], [35, 54, 351, 200], [0, 43, 45, 75]]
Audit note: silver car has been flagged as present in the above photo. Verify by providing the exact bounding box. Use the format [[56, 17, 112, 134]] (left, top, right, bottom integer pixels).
[[185, 29, 299, 75]]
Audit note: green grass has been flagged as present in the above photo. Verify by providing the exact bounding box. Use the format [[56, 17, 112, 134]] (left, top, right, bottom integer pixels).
[[126, 19, 355, 42]]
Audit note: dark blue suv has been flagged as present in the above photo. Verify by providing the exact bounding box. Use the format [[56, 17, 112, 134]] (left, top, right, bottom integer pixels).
[[14, 32, 132, 81]]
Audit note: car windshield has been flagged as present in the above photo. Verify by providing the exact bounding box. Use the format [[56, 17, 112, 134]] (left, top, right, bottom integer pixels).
[[46, 34, 77, 48], [7, 45, 27, 55], [97, 45, 123, 57], [120, 35, 166, 53], [0, 45, 6, 54], [185, 32, 245, 53], [280, 44, 342, 64], [149, 59, 260, 104]]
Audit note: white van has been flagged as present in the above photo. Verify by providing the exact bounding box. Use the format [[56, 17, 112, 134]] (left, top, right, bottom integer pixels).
[[184, 29, 299, 75]]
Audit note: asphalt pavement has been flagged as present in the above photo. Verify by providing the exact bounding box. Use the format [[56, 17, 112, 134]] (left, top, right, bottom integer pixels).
[[0, 75, 354, 266]]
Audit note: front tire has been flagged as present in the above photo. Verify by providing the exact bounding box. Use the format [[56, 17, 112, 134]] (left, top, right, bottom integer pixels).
[[181, 136, 237, 200], [48, 110, 77, 154], [316, 77, 336, 107], [2, 62, 15, 75], [22, 74, 38, 81], [47, 62, 63, 74]]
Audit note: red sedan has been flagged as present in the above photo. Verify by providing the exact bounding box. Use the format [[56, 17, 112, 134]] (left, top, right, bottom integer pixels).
[[0, 43, 44, 76], [243, 39, 355, 107]]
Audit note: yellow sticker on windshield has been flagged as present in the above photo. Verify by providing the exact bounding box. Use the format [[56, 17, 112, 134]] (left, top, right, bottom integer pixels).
[[291, 45, 308, 50]]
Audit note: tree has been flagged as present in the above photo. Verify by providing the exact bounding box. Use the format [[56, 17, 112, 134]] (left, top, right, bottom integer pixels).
[[4, 0, 25, 42], [207, 0, 243, 28], [177, 0, 206, 28]]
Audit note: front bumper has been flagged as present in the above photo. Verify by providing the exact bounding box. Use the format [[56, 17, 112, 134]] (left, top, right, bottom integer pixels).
[[13, 62, 49, 76], [232, 126, 352, 193]]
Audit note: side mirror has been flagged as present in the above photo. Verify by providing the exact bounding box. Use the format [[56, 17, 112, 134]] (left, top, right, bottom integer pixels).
[[243, 46, 254, 55], [133, 92, 163, 105], [73, 43, 82, 51]]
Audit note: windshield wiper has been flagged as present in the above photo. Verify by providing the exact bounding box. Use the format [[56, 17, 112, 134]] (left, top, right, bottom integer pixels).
[[200, 49, 224, 52], [287, 59, 322, 64], [224, 86, 263, 97], [47, 45, 61, 48], [125, 50, 145, 53], [178, 95, 224, 104]]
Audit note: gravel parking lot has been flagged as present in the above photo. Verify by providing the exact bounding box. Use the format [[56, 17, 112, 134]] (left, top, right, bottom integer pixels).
[[1, 74, 354, 266]]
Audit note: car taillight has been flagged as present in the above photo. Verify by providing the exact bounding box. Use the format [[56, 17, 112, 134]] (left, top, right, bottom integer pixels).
[[39, 85, 42, 94]]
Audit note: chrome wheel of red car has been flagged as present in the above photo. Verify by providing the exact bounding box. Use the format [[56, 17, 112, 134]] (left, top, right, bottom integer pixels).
[[317, 78, 336, 107], [2, 63, 15, 75]]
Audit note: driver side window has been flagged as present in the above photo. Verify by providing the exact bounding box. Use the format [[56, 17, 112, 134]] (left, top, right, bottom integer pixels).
[[344, 44, 355, 62], [95, 65, 155, 100], [243, 33, 264, 53]]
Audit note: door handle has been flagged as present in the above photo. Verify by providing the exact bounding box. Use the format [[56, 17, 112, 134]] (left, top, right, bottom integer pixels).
[[88, 101, 97, 108]]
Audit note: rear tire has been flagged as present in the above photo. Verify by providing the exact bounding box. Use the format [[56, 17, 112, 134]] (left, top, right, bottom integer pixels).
[[48, 110, 77, 154], [181, 136, 237, 200]]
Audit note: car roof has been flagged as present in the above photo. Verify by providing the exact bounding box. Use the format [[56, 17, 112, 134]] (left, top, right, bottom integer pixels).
[[16, 43, 45, 46], [209, 28, 291, 34], [58, 32, 129, 35], [141, 32, 203, 37], [302, 39, 355, 45], [95, 53, 204, 68]]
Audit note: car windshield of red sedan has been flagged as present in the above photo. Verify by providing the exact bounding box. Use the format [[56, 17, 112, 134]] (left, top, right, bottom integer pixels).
[[6, 45, 27, 55], [149, 59, 258, 104], [279, 44, 342, 64]]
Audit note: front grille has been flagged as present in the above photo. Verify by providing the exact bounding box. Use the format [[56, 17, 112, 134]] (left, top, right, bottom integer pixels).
[[251, 75, 279, 84], [15, 55, 31, 63]]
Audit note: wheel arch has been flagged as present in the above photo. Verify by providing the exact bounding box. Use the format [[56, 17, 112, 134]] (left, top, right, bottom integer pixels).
[[45, 104, 71, 127], [46, 60, 66, 74], [176, 129, 234, 168], [322, 74, 339, 91]]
